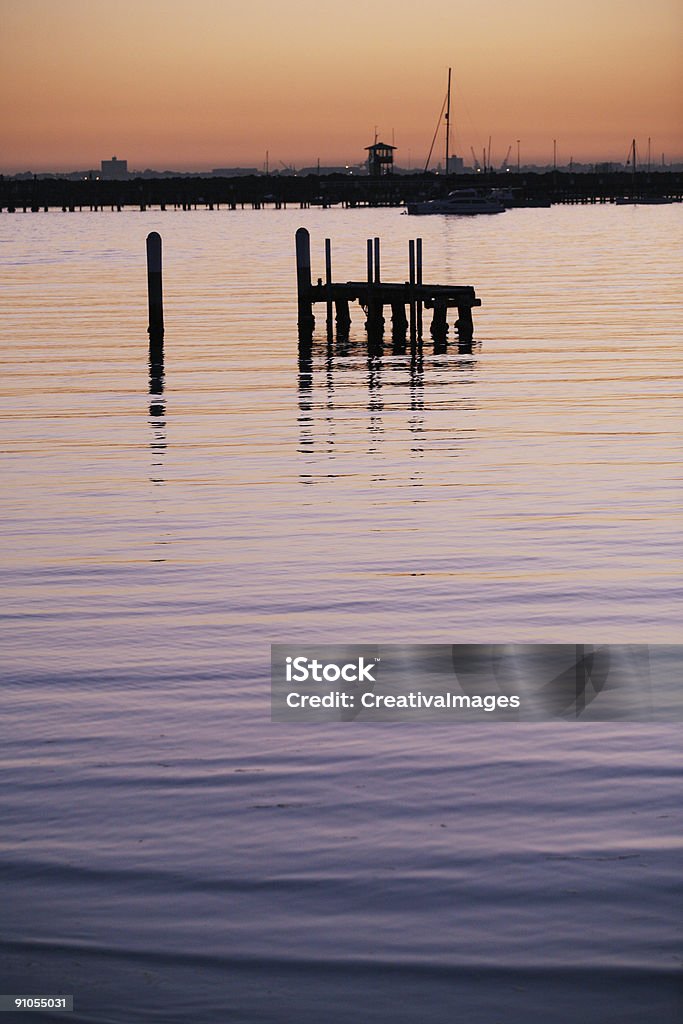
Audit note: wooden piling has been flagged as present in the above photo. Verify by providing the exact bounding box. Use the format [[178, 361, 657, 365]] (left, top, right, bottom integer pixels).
[[430, 301, 448, 337], [391, 300, 408, 334], [335, 299, 351, 331], [325, 238, 333, 332], [456, 304, 474, 340], [146, 231, 164, 340], [366, 238, 383, 333], [416, 237, 423, 335], [408, 239, 416, 339], [295, 227, 315, 331]]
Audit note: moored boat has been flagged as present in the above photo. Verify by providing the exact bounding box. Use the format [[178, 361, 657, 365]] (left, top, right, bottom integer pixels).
[[614, 195, 677, 205], [406, 188, 507, 216]]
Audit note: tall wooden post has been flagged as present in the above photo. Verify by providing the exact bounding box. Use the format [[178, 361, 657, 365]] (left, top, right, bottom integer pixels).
[[408, 239, 416, 340], [295, 227, 315, 331], [366, 238, 383, 334], [146, 232, 164, 341], [324, 237, 333, 334], [416, 237, 423, 336]]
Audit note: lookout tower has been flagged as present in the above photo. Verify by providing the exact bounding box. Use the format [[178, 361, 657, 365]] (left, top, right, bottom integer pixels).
[[366, 141, 395, 177]]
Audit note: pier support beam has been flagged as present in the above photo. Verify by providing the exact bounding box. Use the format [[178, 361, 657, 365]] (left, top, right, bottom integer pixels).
[[391, 301, 408, 334], [335, 299, 351, 332], [430, 301, 448, 338], [365, 300, 385, 334], [456, 304, 474, 340]]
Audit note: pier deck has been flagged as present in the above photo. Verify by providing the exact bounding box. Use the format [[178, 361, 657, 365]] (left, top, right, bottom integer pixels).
[[309, 281, 480, 307]]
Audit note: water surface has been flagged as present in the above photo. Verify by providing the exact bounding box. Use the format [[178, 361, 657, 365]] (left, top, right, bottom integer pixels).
[[1, 204, 681, 1021]]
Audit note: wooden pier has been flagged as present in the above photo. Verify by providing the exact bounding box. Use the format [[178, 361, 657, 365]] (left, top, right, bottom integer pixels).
[[3, 169, 680, 215], [295, 228, 481, 341]]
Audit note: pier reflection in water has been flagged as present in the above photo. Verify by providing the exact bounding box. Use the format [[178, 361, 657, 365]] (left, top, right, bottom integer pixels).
[[297, 329, 480, 485]]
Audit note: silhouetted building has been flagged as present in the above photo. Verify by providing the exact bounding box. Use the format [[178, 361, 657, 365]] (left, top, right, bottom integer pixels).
[[212, 167, 259, 177], [366, 142, 395, 177], [101, 156, 128, 180]]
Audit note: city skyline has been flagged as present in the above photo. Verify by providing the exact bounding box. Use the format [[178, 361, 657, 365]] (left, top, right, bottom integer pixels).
[[2, 0, 682, 174]]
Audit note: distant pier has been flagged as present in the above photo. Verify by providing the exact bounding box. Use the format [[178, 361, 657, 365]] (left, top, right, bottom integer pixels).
[[295, 228, 480, 342], [1, 170, 681, 214]]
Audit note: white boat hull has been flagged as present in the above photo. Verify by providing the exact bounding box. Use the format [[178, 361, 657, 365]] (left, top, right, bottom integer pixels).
[[406, 191, 507, 216]]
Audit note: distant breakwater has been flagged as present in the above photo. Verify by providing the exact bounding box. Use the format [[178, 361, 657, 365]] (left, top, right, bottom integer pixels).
[[2, 170, 681, 213]]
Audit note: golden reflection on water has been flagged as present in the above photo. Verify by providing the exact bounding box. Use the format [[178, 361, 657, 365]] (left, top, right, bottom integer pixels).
[[1, 205, 681, 656]]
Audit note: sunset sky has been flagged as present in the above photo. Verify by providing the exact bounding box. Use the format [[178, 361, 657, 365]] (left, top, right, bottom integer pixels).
[[2, 0, 681, 172]]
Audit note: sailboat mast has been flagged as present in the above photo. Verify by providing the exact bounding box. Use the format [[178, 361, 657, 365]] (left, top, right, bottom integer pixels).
[[445, 67, 452, 176]]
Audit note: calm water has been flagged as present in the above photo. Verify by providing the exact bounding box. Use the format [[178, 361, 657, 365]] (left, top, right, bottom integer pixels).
[[1, 205, 681, 1022]]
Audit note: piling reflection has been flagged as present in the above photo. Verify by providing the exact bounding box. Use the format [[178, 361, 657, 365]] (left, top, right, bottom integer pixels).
[[297, 335, 314, 471], [149, 337, 164, 411], [367, 349, 384, 452], [148, 337, 166, 485], [297, 324, 479, 485], [409, 343, 425, 459], [324, 338, 336, 457]]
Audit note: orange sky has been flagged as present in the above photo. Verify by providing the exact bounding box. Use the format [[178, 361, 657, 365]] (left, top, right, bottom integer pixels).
[[2, 0, 681, 172]]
